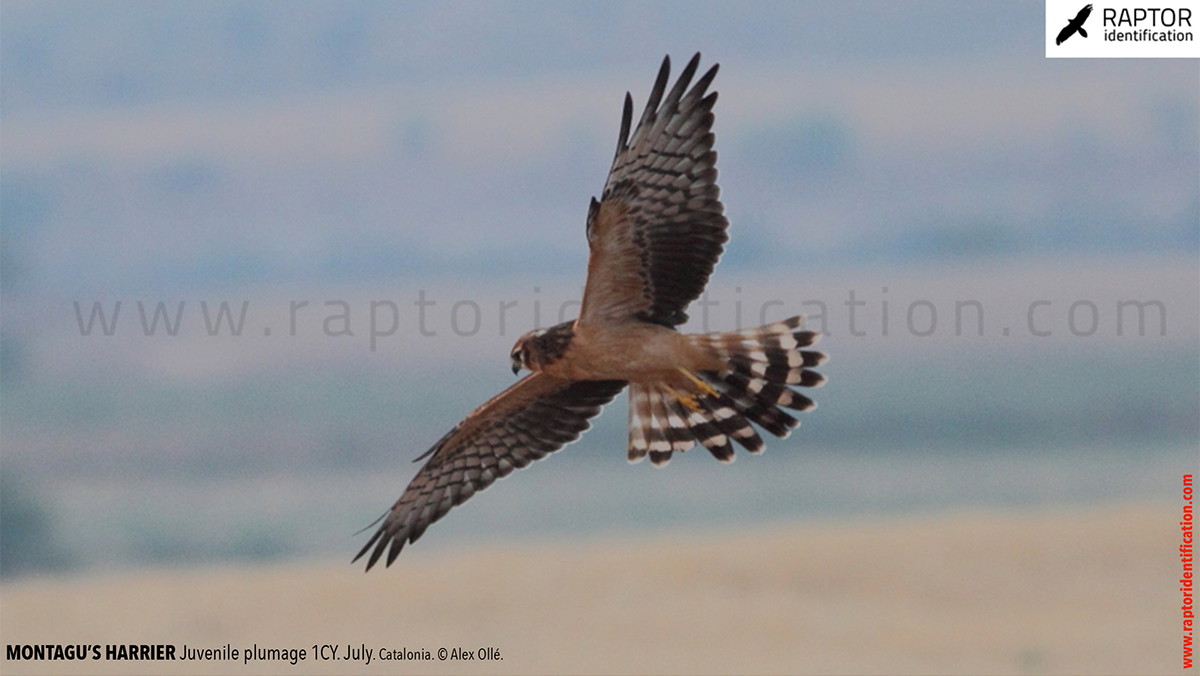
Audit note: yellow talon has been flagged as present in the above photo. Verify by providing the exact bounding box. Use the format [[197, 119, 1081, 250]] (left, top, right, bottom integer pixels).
[[676, 367, 720, 399], [662, 384, 704, 413]]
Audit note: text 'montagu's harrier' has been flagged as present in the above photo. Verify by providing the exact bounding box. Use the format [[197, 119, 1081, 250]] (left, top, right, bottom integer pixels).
[[356, 53, 828, 570]]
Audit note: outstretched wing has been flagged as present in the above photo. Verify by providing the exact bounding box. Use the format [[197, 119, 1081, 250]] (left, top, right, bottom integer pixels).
[[1055, 23, 1076, 44], [1074, 3, 1092, 23], [354, 374, 626, 569], [578, 53, 729, 329]]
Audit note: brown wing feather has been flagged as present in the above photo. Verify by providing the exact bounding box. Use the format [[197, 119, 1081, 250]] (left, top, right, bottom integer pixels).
[[354, 374, 626, 569], [579, 53, 729, 328]]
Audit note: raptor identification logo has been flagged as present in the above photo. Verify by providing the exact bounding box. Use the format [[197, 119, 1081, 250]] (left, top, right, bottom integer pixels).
[[1046, 0, 1200, 56]]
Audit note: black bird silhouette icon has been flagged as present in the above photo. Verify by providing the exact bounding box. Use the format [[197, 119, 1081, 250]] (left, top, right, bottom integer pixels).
[[1057, 4, 1093, 45]]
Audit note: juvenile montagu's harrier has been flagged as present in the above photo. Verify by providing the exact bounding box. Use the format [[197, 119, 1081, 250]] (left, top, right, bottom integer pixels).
[[356, 53, 828, 570]]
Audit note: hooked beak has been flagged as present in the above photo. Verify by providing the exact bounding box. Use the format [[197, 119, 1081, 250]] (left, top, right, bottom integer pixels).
[[512, 362, 521, 376]]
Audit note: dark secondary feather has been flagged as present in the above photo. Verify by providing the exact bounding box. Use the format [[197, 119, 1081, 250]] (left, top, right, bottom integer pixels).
[[354, 376, 626, 570], [581, 52, 729, 328]]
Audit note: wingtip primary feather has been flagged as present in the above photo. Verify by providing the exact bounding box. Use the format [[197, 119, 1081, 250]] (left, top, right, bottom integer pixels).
[[661, 53, 701, 117], [689, 62, 720, 106], [385, 533, 406, 567], [637, 55, 672, 130], [359, 529, 389, 571], [615, 92, 634, 159]]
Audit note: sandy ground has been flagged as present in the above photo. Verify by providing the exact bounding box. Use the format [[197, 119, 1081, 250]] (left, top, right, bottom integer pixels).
[[0, 502, 1189, 675]]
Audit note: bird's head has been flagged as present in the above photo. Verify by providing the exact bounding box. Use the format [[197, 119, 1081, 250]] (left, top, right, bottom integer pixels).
[[509, 321, 576, 375], [509, 328, 547, 375]]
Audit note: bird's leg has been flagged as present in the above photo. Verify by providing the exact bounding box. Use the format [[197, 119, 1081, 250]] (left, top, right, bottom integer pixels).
[[676, 367, 720, 399], [663, 368, 720, 413], [661, 384, 704, 414]]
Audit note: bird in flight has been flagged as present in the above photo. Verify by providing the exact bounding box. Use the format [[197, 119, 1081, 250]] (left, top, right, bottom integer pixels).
[[356, 53, 828, 570], [1056, 4, 1093, 45]]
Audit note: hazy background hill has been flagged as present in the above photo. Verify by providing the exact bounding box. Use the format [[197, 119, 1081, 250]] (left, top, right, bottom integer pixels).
[[1, 1, 1196, 576]]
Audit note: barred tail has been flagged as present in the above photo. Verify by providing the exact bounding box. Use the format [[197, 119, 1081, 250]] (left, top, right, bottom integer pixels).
[[627, 315, 827, 467]]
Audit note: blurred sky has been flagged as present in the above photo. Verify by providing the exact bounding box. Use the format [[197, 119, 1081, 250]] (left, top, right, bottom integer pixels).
[[1, 2, 1197, 572], [2, 1, 1196, 379], [2, 1, 1196, 296]]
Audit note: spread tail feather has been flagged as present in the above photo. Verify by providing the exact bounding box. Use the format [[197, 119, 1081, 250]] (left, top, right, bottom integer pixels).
[[626, 315, 826, 466]]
